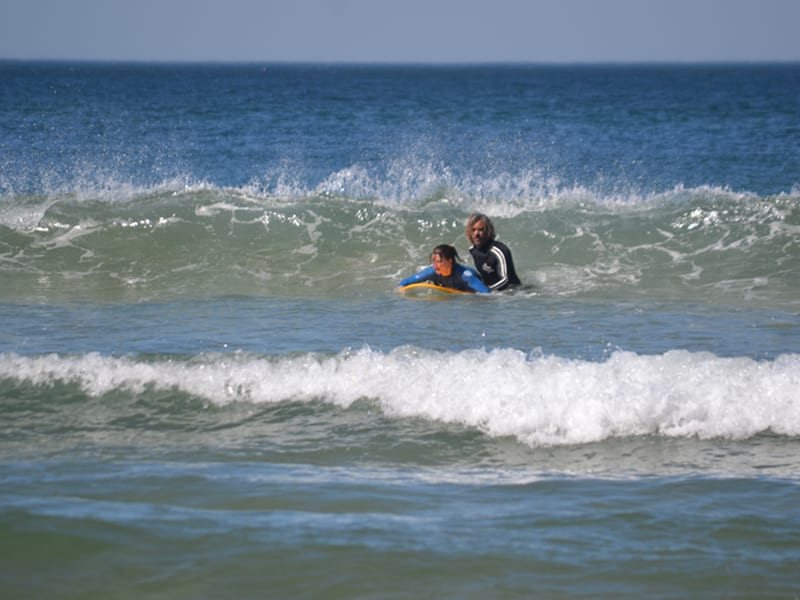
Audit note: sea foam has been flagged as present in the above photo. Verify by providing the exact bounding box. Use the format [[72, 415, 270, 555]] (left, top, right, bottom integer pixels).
[[2, 348, 798, 447]]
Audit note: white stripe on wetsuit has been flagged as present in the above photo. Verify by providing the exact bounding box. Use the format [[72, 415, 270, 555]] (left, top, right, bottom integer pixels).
[[489, 245, 509, 290]]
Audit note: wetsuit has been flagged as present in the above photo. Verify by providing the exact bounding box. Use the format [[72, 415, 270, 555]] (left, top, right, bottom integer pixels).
[[469, 240, 520, 291], [399, 264, 490, 293]]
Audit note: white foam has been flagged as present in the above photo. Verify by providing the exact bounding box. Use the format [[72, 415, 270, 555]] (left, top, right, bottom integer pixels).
[[3, 164, 793, 223], [30, 218, 101, 249], [0, 198, 54, 231], [2, 348, 798, 447]]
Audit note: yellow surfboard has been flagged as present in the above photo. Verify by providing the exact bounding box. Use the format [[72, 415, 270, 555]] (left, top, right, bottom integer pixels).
[[397, 282, 473, 298]]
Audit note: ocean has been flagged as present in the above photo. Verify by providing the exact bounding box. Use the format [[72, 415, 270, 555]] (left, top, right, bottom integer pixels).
[[1, 61, 799, 598]]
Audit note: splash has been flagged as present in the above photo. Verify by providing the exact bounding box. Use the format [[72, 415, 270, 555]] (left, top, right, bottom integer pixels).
[[1, 173, 798, 306], [2, 348, 798, 447]]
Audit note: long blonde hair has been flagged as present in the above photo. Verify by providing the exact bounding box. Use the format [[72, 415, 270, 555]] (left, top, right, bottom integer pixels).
[[464, 213, 496, 243]]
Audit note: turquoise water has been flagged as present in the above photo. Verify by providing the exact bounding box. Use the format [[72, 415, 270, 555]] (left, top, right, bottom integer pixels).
[[1, 62, 799, 598]]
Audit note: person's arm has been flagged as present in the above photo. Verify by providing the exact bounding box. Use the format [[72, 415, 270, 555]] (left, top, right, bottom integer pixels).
[[398, 265, 435, 287], [461, 266, 491, 294], [488, 245, 511, 291]]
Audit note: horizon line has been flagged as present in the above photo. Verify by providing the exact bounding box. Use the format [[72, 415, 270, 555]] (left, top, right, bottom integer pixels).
[[3, 57, 800, 67]]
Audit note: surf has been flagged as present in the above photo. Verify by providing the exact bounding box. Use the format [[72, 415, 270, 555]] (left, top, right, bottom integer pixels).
[[2, 347, 799, 448], [1, 177, 798, 307]]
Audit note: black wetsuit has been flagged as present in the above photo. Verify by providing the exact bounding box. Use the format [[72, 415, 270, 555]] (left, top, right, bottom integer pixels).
[[469, 240, 520, 291]]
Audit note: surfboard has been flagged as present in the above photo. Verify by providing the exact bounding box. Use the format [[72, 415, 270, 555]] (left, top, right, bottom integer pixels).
[[397, 282, 473, 297]]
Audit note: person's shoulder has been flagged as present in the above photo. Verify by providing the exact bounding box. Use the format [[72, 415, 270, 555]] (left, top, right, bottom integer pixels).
[[490, 240, 516, 259]]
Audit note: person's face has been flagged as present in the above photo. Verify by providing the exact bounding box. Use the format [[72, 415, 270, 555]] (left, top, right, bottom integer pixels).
[[469, 220, 489, 248], [432, 253, 453, 277]]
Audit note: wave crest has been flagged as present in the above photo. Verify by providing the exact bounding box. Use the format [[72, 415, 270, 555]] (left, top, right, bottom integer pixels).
[[2, 348, 798, 447], [1, 178, 798, 305]]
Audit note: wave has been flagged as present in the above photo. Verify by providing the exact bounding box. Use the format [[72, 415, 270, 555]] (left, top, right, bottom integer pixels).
[[1, 173, 798, 306], [2, 348, 798, 448]]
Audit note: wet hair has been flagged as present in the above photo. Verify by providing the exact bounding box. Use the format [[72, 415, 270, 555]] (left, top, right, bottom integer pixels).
[[465, 213, 496, 243], [430, 244, 461, 263]]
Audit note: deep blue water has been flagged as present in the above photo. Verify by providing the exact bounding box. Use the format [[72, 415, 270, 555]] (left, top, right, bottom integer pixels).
[[3, 62, 799, 195]]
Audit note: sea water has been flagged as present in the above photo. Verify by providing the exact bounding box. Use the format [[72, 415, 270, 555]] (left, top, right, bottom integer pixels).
[[1, 62, 799, 599]]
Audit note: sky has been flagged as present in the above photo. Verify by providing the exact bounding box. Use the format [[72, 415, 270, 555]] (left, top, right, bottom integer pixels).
[[1, 0, 799, 63]]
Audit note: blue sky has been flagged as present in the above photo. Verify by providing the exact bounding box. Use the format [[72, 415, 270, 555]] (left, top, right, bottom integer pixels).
[[2, 0, 799, 63]]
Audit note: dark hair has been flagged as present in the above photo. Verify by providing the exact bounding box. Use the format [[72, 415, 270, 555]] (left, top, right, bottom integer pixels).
[[430, 244, 460, 263], [464, 212, 496, 243]]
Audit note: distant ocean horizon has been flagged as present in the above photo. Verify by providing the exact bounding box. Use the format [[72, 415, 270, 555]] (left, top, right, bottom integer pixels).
[[1, 60, 798, 599]]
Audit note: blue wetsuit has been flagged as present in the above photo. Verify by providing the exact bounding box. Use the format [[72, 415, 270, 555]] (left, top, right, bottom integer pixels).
[[399, 264, 490, 293]]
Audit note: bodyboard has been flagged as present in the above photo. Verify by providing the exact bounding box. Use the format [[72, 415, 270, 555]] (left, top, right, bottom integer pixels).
[[398, 282, 473, 297]]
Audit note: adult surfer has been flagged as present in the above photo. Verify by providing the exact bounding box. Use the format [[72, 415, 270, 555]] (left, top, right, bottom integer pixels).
[[465, 213, 520, 291]]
